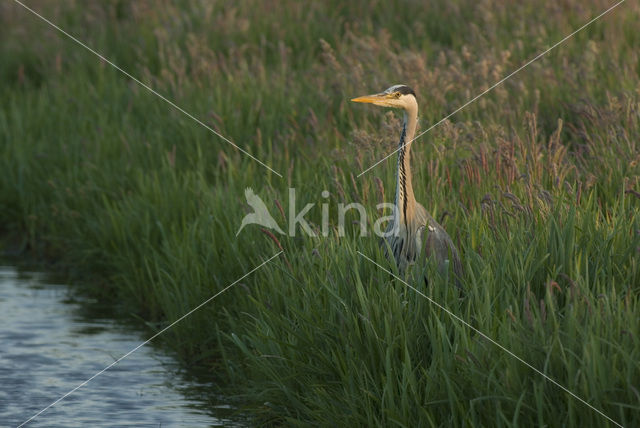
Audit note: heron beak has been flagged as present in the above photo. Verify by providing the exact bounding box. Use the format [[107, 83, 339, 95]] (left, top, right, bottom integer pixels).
[[350, 93, 388, 104]]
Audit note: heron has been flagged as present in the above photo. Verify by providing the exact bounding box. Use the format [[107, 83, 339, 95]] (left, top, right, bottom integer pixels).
[[352, 84, 463, 290]]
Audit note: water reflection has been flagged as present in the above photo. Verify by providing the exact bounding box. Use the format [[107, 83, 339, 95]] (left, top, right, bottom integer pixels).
[[0, 266, 239, 427]]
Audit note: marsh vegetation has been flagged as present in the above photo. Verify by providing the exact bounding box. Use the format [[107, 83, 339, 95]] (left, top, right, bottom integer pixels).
[[1, 1, 639, 426]]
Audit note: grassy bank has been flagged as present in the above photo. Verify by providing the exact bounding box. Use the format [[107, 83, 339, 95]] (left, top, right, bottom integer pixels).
[[2, 1, 639, 426]]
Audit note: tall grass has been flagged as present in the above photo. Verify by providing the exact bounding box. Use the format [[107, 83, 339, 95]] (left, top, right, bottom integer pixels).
[[1, 0, 639, 426]]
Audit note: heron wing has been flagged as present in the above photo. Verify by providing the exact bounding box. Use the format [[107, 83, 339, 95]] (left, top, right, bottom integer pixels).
[[418, 217, 463, 290]]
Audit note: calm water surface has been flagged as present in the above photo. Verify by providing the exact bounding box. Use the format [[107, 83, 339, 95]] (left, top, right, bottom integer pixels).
[[0, 266, 238, 427]]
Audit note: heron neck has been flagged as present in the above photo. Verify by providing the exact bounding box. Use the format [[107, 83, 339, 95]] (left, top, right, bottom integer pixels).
[[395, 109, 417, 224]]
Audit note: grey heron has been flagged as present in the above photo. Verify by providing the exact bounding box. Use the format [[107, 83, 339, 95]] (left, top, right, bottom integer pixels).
[[352, 84, 463, 290]]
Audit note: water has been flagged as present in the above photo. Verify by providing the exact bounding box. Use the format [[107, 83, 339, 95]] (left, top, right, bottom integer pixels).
[[0, 266, 238, 427]]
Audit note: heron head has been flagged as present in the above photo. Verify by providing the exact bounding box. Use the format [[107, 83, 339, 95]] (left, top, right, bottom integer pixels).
[[351, 84, 417, 111]]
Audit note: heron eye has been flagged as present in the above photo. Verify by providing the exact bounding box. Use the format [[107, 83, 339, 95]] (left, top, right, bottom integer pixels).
[[394, 93, 401, 99]]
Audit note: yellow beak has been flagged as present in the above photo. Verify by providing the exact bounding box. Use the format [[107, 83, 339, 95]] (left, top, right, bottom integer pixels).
[[350, 93, 387, 104]]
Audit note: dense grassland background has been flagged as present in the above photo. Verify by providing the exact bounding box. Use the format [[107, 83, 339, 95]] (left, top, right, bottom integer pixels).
[[1, 0, 639, 426]]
